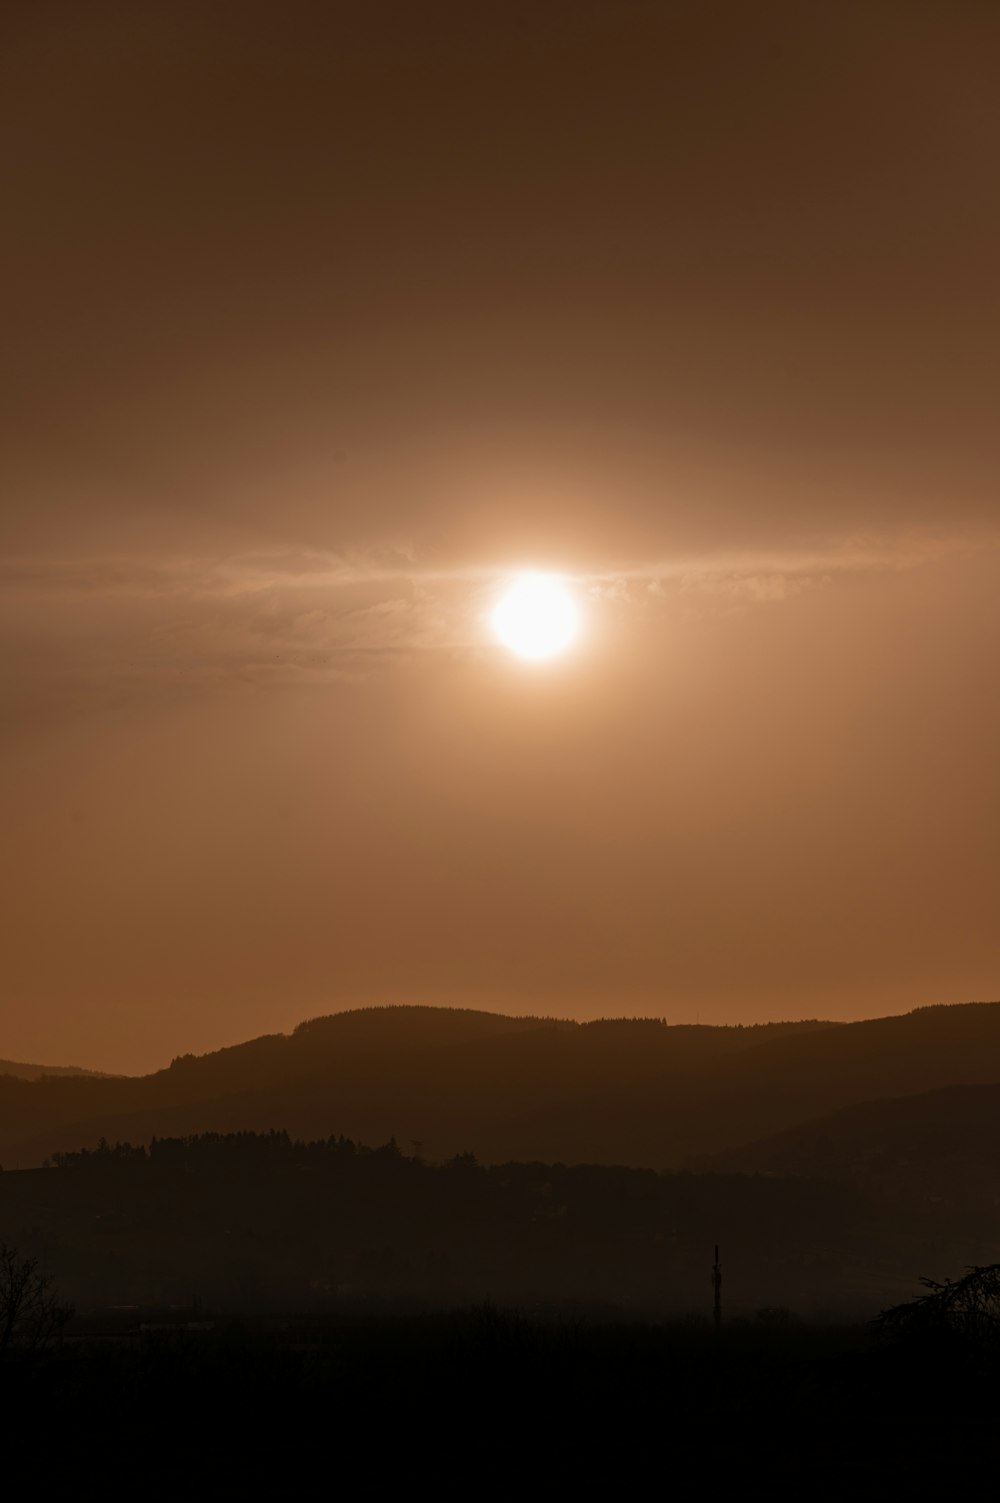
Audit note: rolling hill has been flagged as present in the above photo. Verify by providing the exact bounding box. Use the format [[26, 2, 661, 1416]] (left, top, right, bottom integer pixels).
[[0, 1059, 112, 1082], [2, 999, 999, 1170], [702, 1080, 1000, 1218]]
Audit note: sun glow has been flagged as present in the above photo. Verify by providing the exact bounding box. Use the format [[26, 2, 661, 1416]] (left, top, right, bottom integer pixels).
[[492, 573, 580, 660]]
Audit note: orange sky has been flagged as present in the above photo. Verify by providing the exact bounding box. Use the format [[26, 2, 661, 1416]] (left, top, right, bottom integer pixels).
[[2, 2, 998, 1071]]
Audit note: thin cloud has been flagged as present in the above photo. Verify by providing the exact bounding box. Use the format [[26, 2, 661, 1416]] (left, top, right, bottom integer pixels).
[[1, 528, 992, 720]]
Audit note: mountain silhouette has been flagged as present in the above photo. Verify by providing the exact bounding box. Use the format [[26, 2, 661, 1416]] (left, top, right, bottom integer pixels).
[[0, 1059, 113, 1082], [3, 999, 1000, 1171], [701, 1080, 1000, 1214]]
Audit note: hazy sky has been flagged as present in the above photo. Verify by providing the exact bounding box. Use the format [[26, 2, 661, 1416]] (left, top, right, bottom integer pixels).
[[3, 1, 998, 1071]]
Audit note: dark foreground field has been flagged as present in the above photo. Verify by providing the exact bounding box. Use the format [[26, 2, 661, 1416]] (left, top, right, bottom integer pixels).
[[3, 1305, 994, 1484]]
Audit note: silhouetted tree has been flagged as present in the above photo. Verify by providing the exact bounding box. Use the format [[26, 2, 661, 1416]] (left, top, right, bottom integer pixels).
[[875, 1263, 1000, 1348], [449, 1151, 479, 1171], [0, 1243, 72, 1357]]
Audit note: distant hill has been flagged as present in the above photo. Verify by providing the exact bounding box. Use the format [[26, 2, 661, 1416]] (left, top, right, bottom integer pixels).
[[1, 999, 998, 1171], [0, 1059, 112, 1082], [1, 1005, 835, 1168], [700, 1080, 1000, 1221], [0, 1129, 960, 1316]]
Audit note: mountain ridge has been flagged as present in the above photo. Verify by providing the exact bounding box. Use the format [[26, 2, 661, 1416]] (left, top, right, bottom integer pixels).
[[700, 1078, 1000, 1201], [0, 1059, 115, 1082], [2, 1000, 997, 1170]]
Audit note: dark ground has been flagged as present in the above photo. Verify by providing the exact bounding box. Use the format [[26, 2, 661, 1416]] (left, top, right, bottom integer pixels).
[[3, 1306, 994, 1485]]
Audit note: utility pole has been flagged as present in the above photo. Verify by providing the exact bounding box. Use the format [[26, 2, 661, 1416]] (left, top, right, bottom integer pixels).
[[712, 1244, 722, 1331]]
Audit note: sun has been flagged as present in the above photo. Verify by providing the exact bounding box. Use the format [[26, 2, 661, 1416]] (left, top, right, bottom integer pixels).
[[492, 573, 580, 660]]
